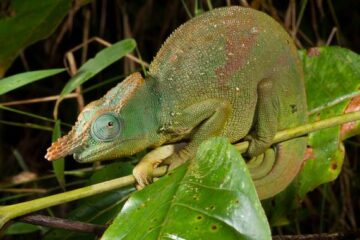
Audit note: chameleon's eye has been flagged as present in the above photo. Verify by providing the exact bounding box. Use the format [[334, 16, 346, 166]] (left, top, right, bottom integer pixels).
[[91, 113, 121, 141]]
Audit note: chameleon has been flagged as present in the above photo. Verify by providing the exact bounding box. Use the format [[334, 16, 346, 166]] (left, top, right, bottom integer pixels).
[[45, 6, 307, 200]]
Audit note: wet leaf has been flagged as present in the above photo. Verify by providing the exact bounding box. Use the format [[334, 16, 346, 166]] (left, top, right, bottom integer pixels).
[[297, 46, 360, 197], [102, 137, 271, 240]]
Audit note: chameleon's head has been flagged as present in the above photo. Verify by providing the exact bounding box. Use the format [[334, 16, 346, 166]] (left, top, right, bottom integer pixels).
[[45, 72, 147, 163]]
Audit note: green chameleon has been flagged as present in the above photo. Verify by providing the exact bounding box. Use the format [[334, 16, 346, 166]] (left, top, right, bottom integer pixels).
[[46, 6, 307, 200]]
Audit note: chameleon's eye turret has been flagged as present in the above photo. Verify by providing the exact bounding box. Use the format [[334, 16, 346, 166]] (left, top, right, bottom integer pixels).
[[91, 113, 121, 141]]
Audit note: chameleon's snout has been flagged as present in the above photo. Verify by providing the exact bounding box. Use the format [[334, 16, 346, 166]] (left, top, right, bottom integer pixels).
[[45, 135, 71, 161], [45, 128, 84, 161]]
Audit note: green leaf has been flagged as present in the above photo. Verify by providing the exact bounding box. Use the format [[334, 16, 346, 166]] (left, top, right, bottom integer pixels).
[[43, 162, 134, 240], [5, 222, 40, 235], [51, 120, 65, 190], [54, 39, 136, 113], [0, 0, 71, 74], [0, 69, 65, 95], [103, 137, 271, 240], [298, 46, 360, 196]]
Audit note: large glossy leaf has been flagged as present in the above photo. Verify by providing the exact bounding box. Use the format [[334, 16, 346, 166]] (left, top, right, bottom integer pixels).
[[297, 46, 360, 197], [0, 0, 71, 74], [43, 162, 135, 240], [54, 39, 136, 113], [103, 137, 271, 240], [0, 69, 65, 95]]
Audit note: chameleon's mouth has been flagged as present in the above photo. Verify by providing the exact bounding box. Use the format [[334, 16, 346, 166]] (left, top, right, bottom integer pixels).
[[71, 142, 119, 163], [73, 138, 142, 163]]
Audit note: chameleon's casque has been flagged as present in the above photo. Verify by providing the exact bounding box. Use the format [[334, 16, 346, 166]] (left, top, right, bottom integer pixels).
[[46, 6, 307, 199]]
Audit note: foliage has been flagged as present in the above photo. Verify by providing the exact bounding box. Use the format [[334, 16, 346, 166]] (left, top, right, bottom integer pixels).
[[102, 138, 271, 240], [0, 1, 359, 239], [0, 0, 71, 75], [298, 46, 360, 197], [0, 69, 65, 95]]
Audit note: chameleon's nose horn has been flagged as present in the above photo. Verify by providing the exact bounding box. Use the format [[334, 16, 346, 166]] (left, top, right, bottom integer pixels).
[[45, 133, 78, 161], [45, 139, 67, 161]]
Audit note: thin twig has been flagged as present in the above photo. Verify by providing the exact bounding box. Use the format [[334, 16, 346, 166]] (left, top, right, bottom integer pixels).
[[0, 188, 47, 194], [180, 0, 193, 18], [239, 0, 249, 7], [326, 27, 337, 46], [273, 230, 360, 240], [19, 51, 30, 71], [0, 120, 53, 132], [0, 93, 78, 106], [17, 214, 106, 235]]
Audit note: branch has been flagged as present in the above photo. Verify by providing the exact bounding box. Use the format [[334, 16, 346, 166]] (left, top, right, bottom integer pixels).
[[17, 214, 106, 236], [0, 111, 359, 229], [14, 214, 360, 239], [273, 230, 360, 239]]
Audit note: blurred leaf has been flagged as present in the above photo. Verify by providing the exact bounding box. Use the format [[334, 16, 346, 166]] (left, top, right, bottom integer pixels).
[[54, 39, 136, 114], [0, 0, 72, 74], [0, 69, 65, 95], [103, 137, 271, 240], [43, 162, 134, 240], [5, 222, 40, 235], [297, 46, 360, 197], [51, 120, 65, 190]]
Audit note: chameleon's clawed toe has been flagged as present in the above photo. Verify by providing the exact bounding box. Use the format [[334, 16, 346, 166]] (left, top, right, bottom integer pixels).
[[132, 163, 155, 190]]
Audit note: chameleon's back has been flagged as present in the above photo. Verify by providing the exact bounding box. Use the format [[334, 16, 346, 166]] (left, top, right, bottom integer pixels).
[[148, 6, 307, 199], [149, 6, 307, 141]]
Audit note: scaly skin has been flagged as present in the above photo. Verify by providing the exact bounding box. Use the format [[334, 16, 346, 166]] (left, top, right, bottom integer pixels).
[[46, 7, 307, 200]]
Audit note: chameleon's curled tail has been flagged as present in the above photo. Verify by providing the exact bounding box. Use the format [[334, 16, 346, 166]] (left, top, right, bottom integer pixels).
[[253, 136, 307, 200]]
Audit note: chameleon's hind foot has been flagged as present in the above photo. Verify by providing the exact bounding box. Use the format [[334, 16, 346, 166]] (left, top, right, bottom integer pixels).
[[132, 145, 175, 189]]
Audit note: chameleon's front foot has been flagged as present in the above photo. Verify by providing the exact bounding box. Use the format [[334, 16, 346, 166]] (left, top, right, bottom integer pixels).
[[132, 145, 175, 189]]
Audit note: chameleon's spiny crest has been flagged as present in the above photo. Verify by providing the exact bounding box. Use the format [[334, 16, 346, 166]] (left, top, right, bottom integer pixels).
[[45, 72, 144, 161]]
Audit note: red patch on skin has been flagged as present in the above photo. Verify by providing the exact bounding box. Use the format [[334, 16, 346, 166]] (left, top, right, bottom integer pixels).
[[304, 147, 314, 161], [169, 54, 178, 62], [215, 19, 256, 87], [340, 94, 360, 139], [307, 47, 321, 57]]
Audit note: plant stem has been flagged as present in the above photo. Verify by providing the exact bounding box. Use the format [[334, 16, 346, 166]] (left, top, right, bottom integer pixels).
[[234, 110, 360, 153], [0, 111, 359, 229], [0, 168, 163, 229]]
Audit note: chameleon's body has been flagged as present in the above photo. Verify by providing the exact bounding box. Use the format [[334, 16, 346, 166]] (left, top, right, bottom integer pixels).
[[46, 7, 307, 199]]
